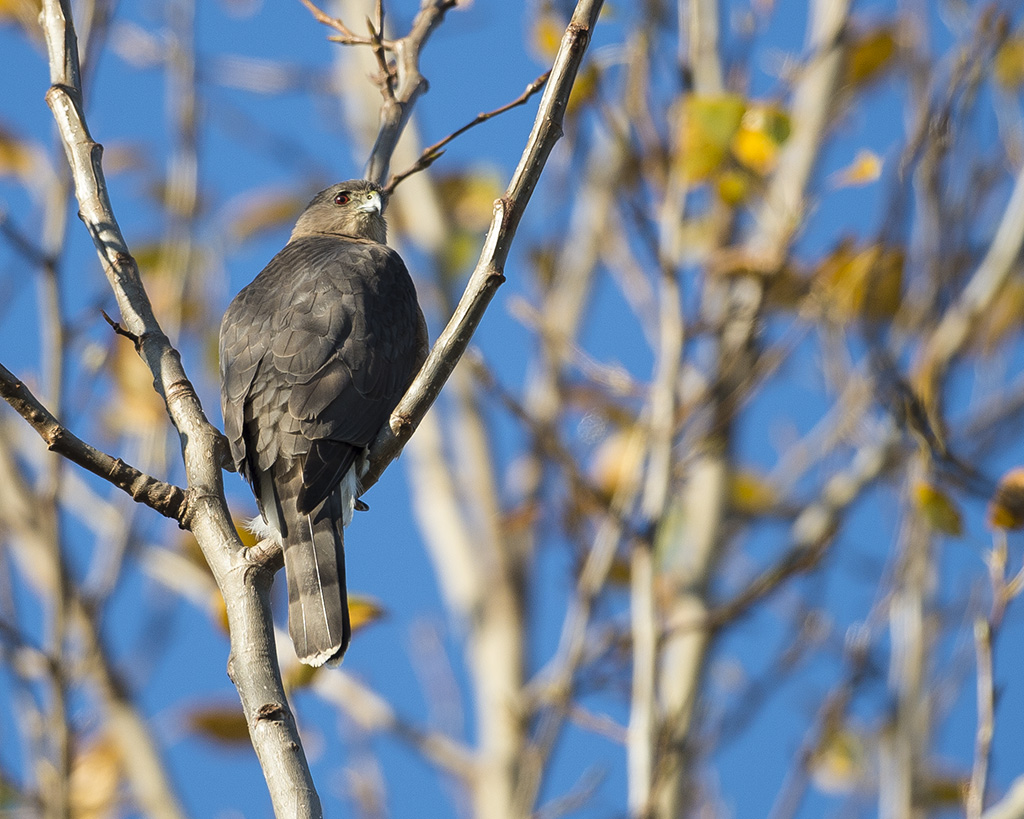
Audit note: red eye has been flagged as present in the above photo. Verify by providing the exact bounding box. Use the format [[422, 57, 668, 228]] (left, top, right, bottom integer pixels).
[[334, 192, 350, 205]]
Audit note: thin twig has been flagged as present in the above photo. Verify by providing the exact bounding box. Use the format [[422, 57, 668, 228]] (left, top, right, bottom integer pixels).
[[100, 308, 141, 347], [364, 0, 459, 183], [298, 0, 381, 46], [386, 71, 551, 194], [312, 669, 477, 782], [366, 8, 394, 99], [362, 0, 606, 489], [0, 211, 53, 267], [0, 362, 186, 520]]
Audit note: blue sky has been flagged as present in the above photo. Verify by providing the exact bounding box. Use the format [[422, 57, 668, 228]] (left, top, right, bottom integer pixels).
[[3, 1, 1024, 817]]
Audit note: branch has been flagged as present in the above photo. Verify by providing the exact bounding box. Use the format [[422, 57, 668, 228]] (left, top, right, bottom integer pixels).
[[686, 0, 724, 94], [0, 363, 186, 520], [918, 159, 1024, 396], [516, 422, 647, 813], [312, 669, 477, 782], [385, 70, 551, 194], [652, 2, 852, 812], [0, 433, 188, 818], [364, 0, 458, 183], [703, 426, 896, 631], [968, 618, 995, 819], [39, 1, 322, 814], [298, 0, 383, 46], [984, 777, 1024, 819], [363, 0, 606, 489]]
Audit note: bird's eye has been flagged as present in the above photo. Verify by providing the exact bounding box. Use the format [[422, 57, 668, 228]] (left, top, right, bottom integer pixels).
[[334, 192, 350, 205]]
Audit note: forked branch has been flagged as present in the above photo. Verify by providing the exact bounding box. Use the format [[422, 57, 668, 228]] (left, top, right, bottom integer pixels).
[[362, 0, 606, 488], [386, 70, 551, 194], [0, 363, 186, 520]]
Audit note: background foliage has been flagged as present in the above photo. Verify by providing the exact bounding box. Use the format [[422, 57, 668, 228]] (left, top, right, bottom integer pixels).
[[4, 0, 1024, 817]]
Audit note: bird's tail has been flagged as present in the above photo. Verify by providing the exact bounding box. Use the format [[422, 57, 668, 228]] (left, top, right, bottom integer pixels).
[[263, 463, 351, 667]]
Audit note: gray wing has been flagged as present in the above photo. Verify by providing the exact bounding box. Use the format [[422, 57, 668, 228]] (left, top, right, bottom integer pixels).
[[219, 236, 425, 514]]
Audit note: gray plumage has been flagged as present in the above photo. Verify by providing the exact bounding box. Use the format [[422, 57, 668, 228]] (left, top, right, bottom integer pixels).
[[219, 180, 427, 666]]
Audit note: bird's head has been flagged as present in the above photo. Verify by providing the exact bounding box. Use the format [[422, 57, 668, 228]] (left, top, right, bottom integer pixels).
[[291, 180, 388, 244]]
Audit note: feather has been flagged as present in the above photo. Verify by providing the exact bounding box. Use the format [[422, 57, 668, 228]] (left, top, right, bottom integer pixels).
[[219, 179, 428, 666]]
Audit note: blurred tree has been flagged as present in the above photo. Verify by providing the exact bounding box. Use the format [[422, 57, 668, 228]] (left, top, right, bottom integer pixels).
[[3, 0, 1024, 818]]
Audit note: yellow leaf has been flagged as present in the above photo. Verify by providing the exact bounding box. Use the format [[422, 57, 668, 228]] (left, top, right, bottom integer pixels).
[[606, 555, 631, 586], [70, 737, 121, 819], [104, 341, 166, 435], [973, 277, 1024, 352], [0, 125, 38, 180], [988, 467, 1024, 530], [716, 169, 751, 205], [732, 128, 776, 175], [831, 149, 882, 188], [814, 239, 903, 321], [0, 0, 41, 34], [845, 26, 897, 87], [531, 11, 565, 61], [810, 727, 866, 794], [914, 481, 963, 536], [439, 231, 477, 283], [918, 774, 969, 809], [283, 661, 319, 692], [676, 94, 746, 182], [567, 63, 599, 113], [188, 704, 252, 746], [731, 104, 790, 176], [730, 469, 778, 515], [591, 430, 639, 501], [994, 37, 1024, 89], [348, 594, 385, 633], [437, 169, 502, 233], [228, 189, 308, 244], [865, 247, 904, 320]]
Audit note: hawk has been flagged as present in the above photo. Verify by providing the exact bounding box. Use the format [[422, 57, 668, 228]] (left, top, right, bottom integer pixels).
[[219, 180, 428, 666]]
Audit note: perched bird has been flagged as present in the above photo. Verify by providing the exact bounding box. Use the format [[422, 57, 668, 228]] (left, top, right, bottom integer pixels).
[[219, 180, 428, 666]]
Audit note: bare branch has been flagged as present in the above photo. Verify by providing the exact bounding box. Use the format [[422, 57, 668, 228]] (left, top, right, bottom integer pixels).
[[386, 71, 551, 194], [298, 0, 381, 46], [984, 777, 1024, 819], [968, 617, 995, 819], [919, 159, 1024, 395], [686, 0, 724, 94], [312, 669, 477, 781], [0, 363, 186, 521], [705, 427, 896, 631], [365, 10, 394, 99], [38, 1, 322, 814], [364, 0, 458, 183], [363, 0, 606, 489]]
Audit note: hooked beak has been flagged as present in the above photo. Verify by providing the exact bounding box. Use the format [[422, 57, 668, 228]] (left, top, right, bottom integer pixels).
[[357, 190, 383, 215]]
